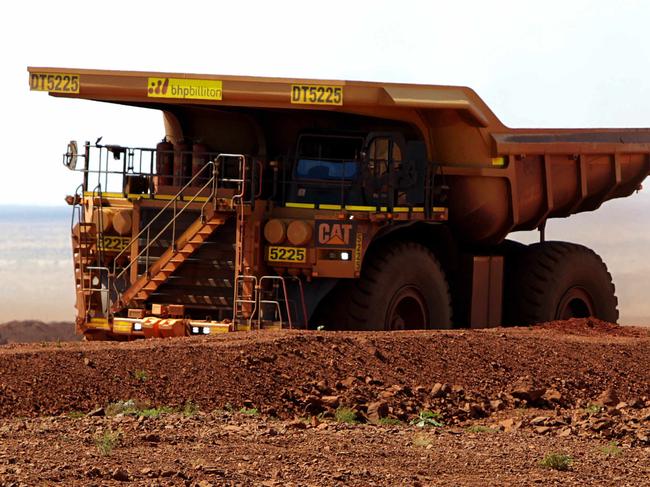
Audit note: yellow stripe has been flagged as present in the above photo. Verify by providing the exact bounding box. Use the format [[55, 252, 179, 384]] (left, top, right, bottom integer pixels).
[[112, 320, 133, 334], [392, 207, 411, 212], [181, 196, 209, 202], [491, 157, 505, 167], [412, 208, 424, 213], [84, 192, 125, 199], [88, 317, 110, 331], [432, 207, 447, 213], [318, 204, 342, 210], [344, 205, 377, 211], [286, 202, 315, 209]]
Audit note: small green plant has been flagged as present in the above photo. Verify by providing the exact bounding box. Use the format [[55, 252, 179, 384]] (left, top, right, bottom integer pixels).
[[67, 411, 85, 419], [132, 369, 148, 382], [540, 452, 572, 471], [466, 425, 499, 434], [95, 430, 120, 456], [182, 401, 199, 417], [105, 400, 173, 418], [410, 410, 444, 428], [412, 433, 432, 448], [334, 407, 358, 424], [600, 441, 622, 457], [105, 399, 140, 416], [378, 417, 402, 426], [239, 407, 259, 416], [584, 403, 602, 414], [139, 406, 173, 418]]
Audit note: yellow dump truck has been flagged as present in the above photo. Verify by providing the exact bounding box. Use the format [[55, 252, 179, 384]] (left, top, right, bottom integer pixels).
[[29, 67, 650, 339]]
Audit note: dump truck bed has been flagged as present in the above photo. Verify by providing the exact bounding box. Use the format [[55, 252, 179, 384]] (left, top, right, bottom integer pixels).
[[29, 67, 650, 242]]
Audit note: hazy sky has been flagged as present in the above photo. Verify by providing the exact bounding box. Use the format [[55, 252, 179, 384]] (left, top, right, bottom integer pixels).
[[1, 1, 649, 323]]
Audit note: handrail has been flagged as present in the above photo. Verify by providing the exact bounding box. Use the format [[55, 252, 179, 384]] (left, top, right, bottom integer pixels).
[[112, 160, 218, 284]]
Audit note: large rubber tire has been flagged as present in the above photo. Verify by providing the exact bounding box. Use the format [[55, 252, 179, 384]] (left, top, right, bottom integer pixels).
[[346, 242, 452, 330], [509, 241, 618, 325]]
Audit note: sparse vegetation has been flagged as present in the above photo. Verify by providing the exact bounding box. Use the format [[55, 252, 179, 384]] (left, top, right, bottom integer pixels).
[[139, 406, 173, 418], [239, 407, 259, 416], [182, 401, 199, 417], [539, 452, 572, 471], [66, 411, 85, 419], [105, 399, 144, 417], [95, 430, 120, 456], [466, 425, 498, 434], [410, 410, 444, 428], [412, 433, 432, 448], [335, 407, 358, 424], [600, 441, 622, 457], [105, 399, 172, 418], [378, 417, 402, 426], [584, 403, 602, 414], [132, 369, 148, 382]]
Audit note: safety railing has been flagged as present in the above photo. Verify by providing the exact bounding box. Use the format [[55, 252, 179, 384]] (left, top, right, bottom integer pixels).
[[111, 160, 217, 288], [257, 276, 308, 329], [63, 141, 253, 200]]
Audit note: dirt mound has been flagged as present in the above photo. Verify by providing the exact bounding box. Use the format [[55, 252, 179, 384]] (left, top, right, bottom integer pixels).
[[0, 319, 648, 440], [538, 317, 645, 336], [0, 320, 78, 344], [0, 318, 648, 485]]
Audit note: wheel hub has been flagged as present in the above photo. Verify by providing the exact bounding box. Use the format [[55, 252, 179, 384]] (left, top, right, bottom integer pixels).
[[386, 286, 428, 330], [557, 286, 594, 320]]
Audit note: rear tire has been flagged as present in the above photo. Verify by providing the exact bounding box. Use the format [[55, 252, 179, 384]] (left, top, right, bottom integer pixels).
[[346, 242, 452, 330], [509, 241, 618, 324]]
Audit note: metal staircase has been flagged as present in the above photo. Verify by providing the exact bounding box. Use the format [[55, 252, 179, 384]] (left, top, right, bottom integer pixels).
[[110, 155, 246, 314], [115, 209, 229, 309]]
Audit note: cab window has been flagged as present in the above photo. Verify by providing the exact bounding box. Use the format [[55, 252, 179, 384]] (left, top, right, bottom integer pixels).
[[295, 135, 363, 181]]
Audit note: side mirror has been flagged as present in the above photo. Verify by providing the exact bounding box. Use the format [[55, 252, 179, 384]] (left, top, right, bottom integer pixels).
[[64, 140, 78, 170]]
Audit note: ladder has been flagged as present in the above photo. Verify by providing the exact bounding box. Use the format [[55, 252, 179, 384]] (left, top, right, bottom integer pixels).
[[71, 184, 111, 324], [233, 274, 308, 330]]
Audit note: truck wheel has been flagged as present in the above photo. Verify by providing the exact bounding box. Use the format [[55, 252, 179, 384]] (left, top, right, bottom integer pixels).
[[347, 242, 452, 330], [511, 241, 618, 324]]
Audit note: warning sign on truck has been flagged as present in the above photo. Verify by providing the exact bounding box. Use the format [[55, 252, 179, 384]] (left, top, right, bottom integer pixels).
[[147, 78, 223, 101]]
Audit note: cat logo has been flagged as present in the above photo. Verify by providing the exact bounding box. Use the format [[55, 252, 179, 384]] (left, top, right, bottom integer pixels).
[[316, 221, 356, 247]]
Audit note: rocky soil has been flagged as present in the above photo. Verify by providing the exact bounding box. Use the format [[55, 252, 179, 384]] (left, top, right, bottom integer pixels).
[[0, 317, 648, 485]]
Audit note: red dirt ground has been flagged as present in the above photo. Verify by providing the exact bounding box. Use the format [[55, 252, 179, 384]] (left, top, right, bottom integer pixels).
[[0, 319, 648, 485]]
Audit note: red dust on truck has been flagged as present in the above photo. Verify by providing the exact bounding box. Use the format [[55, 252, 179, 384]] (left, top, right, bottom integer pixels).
[[28, 67, 650, 339]]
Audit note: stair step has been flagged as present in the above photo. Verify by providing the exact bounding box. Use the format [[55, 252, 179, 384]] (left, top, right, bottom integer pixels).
[[160, 264, 179, 273]]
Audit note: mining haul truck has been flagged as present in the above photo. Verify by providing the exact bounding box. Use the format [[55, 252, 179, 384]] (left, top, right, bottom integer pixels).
[[28, 67, 650, 339]]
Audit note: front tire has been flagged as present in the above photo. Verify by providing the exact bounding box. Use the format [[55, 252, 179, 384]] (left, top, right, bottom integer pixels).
[[509, 241, 618, 324], [346, 242, 452, 330]]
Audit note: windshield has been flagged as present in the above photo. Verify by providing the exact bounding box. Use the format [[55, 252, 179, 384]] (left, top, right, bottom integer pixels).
[[295, 135, 362, 181], [295, 159, 358, 180]]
